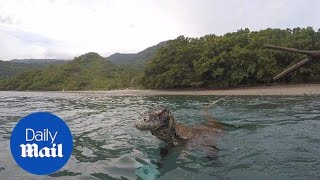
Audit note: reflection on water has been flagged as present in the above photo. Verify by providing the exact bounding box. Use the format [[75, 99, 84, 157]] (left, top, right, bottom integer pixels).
[[0, 91, 320, 179]]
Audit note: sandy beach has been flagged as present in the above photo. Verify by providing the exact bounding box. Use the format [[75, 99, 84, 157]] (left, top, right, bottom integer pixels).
[[68, 84, 320, 96]]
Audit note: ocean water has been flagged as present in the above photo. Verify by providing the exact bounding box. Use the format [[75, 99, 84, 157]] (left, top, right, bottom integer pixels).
[[0, 91, 319, 180]]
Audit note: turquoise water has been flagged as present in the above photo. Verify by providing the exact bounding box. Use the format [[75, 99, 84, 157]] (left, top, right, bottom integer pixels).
[[0, 91, 319, 180]]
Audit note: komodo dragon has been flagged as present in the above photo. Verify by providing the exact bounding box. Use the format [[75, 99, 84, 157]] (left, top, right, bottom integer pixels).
[[135, 99, 229, 162]]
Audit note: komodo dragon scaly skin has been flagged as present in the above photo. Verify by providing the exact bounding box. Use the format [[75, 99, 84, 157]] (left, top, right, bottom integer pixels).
[[135, 99, 227, 160]]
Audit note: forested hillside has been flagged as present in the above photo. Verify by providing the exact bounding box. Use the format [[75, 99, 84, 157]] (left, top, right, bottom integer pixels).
[[141, 27, 320, 88], [0, 53, 140, 90], [0, 59, 67, 78], [0, 61, 37, 77], [1, 27, 319, 91], [10, 59, 66, 64], [107, 41, 167, 65]]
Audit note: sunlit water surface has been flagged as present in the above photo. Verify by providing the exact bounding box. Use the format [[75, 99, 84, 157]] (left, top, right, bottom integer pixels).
[[0, 91, 319, 180]]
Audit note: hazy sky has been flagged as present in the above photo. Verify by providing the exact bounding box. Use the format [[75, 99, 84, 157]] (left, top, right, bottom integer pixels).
[[0, 0, 319, 60]]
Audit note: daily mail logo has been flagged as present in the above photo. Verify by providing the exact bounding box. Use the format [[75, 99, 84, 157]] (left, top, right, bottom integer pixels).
[[21, 129, 62, 158], [10, 112, 73, 175]]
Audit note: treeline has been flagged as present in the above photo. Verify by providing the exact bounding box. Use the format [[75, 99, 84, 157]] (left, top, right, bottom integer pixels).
[[1, 27, 319, 91], [0, 52, 141, 91], [141, 27, 320, 88]]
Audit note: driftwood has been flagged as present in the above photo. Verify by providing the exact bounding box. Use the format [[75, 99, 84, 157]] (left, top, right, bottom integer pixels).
[[265, 45, 320, 81]]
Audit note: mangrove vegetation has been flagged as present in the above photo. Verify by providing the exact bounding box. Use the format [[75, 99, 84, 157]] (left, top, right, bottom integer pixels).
[[0, 27, 319, 91]]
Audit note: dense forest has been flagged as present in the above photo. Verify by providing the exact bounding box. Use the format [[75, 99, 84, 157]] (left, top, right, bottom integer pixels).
[[0, 27, 319, 91], [142, 27, 320, 88]]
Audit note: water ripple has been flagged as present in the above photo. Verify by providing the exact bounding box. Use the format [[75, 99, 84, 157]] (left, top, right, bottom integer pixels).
[[0, 92, 319, 179]]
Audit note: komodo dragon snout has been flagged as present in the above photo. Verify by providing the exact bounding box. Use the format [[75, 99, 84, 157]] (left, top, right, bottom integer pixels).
[[135, 108, 177, 143], [135, 108, 172, 131]]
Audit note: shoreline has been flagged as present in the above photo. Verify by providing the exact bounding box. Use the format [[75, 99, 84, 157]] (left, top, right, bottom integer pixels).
[[64, 84, 320, 96]]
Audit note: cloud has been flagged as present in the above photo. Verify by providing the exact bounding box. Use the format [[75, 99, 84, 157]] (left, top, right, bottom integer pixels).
[[0, 31, 45, 60], [0, 0, 319, 60], [0, 25, 75, 60], [0, 15, 13, 25]]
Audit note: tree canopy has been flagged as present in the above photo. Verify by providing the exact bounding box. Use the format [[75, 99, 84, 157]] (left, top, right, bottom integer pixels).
[[141, 27, 320, 89]]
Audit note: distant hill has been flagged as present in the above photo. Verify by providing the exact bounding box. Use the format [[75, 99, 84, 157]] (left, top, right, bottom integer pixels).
[[0, 59, 67, 78], [107, 41, 167, 65], [10, 58, 67, 64], [0, 52, 141, 91], [0, 41, 166, 78], [0, 60, 39, 77]]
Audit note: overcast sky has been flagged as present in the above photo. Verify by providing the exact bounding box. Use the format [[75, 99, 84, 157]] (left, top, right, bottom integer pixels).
[[0, 0, 319, 60]]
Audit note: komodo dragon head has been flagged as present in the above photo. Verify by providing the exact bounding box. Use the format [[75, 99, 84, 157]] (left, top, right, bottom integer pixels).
[[135, 108, 177, 143]]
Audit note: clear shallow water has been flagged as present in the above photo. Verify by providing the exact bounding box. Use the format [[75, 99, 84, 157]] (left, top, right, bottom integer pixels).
[[0, 91, 319, 180]]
